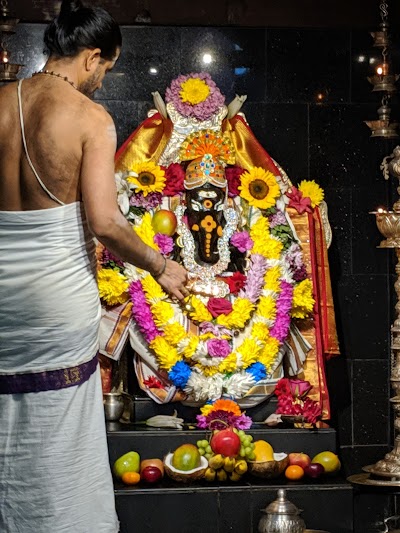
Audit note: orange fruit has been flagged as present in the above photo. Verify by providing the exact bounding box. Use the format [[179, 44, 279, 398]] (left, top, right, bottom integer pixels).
[[312, 451, 341, 474], [121, 471, 141, 485], [253, 440, 274, 462], [285, 465, 305, 480]]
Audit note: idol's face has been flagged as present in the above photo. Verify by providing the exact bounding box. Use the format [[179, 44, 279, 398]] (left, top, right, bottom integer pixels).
[[185, 184, 226, 264]]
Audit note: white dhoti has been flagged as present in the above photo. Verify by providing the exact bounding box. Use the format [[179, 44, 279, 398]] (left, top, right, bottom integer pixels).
[[0, 203, 119, 533]]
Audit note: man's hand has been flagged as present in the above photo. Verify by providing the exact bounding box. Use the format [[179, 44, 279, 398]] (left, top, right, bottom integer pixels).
[[156, 259, 189, 301]]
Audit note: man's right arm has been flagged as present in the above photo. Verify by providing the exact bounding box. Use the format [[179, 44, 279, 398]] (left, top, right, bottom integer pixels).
[[80, 106, 188, 300]]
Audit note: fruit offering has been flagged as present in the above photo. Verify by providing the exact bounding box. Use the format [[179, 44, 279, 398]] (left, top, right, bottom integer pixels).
[[140, 458, 164, 484], [312, 451, 341, 474], [113, 451, 141, 479], [204, 455, 248, 482], [164, 443, 208, 483]]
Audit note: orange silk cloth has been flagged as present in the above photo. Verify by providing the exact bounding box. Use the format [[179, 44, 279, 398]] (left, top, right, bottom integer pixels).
[[288, 207, 340, 420]]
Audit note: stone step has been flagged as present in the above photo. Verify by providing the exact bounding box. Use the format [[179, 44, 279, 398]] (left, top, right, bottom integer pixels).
[[113, 479, 353, 533], [107, 424, 338, 463]]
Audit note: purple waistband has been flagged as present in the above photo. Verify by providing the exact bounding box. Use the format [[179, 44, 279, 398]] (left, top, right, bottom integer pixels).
[[0, 354, 99, 394]]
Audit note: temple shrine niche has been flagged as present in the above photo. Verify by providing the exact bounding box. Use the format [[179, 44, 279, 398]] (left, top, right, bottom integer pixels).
[[97, 72, 339, 424]]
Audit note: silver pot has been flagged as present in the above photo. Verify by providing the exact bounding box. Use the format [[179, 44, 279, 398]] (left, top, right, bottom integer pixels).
[[383, 516, 400, 533], [103, 392, 125, 422], [258, 489, 306, 533]]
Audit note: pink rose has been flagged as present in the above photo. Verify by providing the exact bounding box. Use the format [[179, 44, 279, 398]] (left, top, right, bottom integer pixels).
[[207, 297, 233, 318], [162, 163, 185, 196], [225, 166, 245, 197], [207, 338, 231, 358]]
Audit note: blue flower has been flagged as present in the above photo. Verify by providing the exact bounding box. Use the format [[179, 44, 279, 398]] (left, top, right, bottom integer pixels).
[[168, 361, 192, 388], [246, 362, 267, 382]]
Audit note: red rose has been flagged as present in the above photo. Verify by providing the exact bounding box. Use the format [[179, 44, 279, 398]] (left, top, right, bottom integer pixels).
[[207, 298, 233, 318], [225, 166, 245, 197], [286, 186, 312, 214], [225, 272, 247, 295], [162, 163, 185, 196]]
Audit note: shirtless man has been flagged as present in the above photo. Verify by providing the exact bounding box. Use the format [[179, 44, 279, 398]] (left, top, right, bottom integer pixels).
[[0, 1, 187, 531]]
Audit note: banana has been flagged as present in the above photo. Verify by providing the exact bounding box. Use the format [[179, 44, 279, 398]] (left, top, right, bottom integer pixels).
[[208, 454, 224, 470], [204, 467, 216, 482], [216, 468, 228, 482], [229, 471, 242, 482], [234, 459, 248, 475], [223, 457, 236, 472]]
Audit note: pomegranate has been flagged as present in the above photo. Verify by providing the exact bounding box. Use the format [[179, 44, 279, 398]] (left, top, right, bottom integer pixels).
[[210, 428, 241, 457]]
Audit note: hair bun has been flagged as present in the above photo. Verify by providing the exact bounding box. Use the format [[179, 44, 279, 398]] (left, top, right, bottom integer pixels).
[[59, 0, 84, 18]]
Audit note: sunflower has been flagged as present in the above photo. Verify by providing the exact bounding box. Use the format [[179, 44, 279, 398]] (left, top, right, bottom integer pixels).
[[127, 161, 166, 196], [180, 78, 210, 105], [298, 180, 324, 208], [239, 167, 280, 209]]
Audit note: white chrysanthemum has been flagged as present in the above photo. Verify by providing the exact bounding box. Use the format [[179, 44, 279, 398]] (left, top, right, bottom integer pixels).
[[223, 372, 256, 398], [184, 370, 224, 401]]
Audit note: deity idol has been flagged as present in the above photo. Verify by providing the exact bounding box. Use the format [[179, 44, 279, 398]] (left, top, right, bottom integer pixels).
[[97, 72, 339, 421]]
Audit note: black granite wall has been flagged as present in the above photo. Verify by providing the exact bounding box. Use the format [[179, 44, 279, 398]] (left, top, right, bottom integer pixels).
[[5, 23, 400, 531]]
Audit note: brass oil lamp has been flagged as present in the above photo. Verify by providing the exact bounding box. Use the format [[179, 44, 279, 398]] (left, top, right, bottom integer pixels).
[[0, 0, 22, 82]]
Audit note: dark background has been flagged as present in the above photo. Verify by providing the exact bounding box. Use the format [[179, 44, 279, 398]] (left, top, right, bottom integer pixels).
[[4, 0, 400, 530]]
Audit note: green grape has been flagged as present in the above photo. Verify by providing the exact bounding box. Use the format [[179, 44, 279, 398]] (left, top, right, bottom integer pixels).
[[248, 452, 256, 460], [242, 437, 251, 447], [244, 446, 252, 456], [196, 440, 203, 448], [239, 447, 246, 458], [238, 430, 245, 438], [201, 440, 209, 448], [247, 434, 254, 442], [205, 445, 212, 454], [199, 448, 205, 456]]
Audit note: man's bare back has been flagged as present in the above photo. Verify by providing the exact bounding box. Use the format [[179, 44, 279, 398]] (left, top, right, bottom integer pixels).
[[0, 75, 110, 211]]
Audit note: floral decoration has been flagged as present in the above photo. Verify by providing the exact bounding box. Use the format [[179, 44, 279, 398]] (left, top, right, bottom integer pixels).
[[196, 399, 252, 430], [98, 75, 327, 404], [274, 377, 322, 425], [165, 72, 225, 121]]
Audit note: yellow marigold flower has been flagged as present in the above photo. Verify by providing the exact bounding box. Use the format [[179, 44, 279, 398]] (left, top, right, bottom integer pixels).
[[188, 296, 213, 323], [264, 265, 281, 292], [179, 78, 210, 104], [141, 274, 166, 301], [252, 236, 283, 259], [200, 404, 214, 416], [127, 161, 166, 196], [250, 216, 270, 243], [251, 322, 270, 341], [291, 279, 315, 318], [259, 337, 280, 370], [239, 167, 281, 209], [298, 180, 324, 208], [151, 300, 175, 327], [218, 353, 238, 373], [134, 213, 158, 250], [257, 295, 277, 321], [163, 323, 187, 346], [200, 365, 220, 377], [238, 338, 262, 368], [181, 336, 199, 359], [212, 399, 241, 416], [149, 337, 179, 371], [216, 298, 254, 329], [98, 268, 129, 306]]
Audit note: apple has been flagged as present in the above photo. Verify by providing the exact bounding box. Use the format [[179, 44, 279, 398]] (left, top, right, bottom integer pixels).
[[141, 465, 163, 484], [304, 462, 325, 479], [113, 451, 140, 479], [288, 452, 311, 469], [152, 209, 177, 236], [210, 428, 241, 458], [140, 458, 164, 476]]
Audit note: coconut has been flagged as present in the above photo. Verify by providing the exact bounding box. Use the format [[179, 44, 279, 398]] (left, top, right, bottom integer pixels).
[[248, 452, 289, 479], [164, 452, 208, 483]]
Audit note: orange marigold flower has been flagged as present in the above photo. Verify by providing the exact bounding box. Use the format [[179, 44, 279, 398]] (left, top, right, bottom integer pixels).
[[211, 399, 242, 416]]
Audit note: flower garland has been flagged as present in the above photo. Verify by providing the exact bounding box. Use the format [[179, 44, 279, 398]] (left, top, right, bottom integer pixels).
[[97, 73, 324, 403]]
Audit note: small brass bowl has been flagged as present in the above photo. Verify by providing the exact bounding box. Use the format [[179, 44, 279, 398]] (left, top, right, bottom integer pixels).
[[248, 453, 289, 479]]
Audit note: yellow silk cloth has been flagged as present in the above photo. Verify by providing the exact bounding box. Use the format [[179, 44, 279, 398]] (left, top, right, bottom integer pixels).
[[115, 113, 172, 171], [288, 207, 340, 420]]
